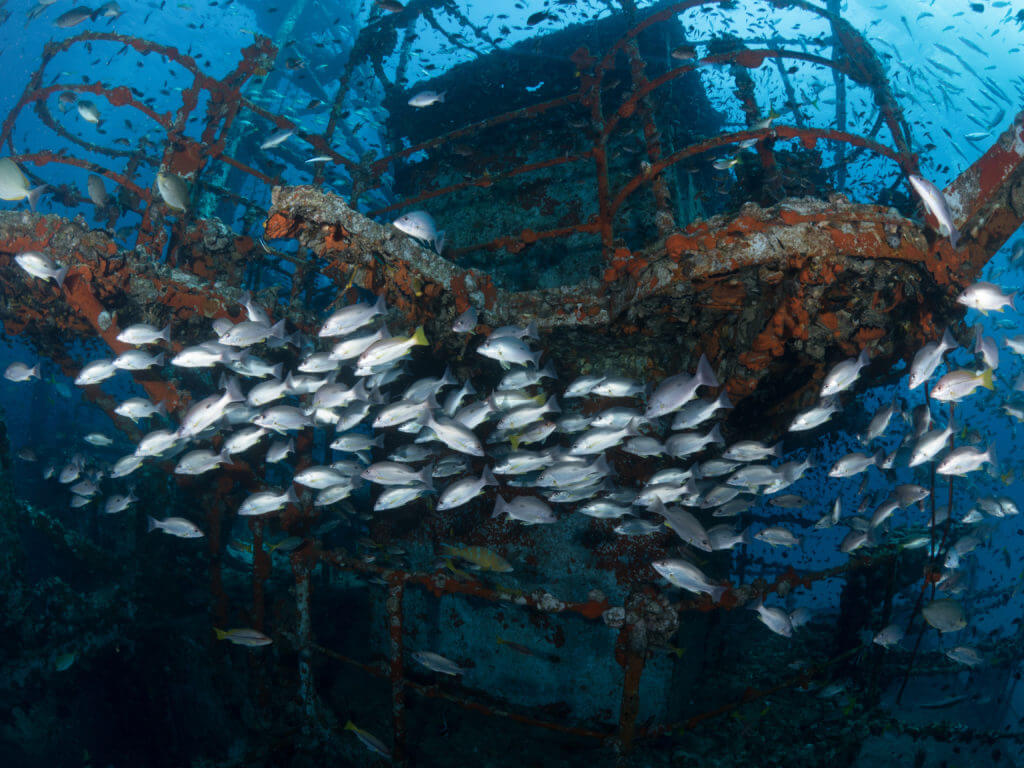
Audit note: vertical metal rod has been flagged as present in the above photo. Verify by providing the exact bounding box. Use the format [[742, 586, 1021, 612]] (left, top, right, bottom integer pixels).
[[614, 596, 646, 766], [827, 0, 848, 190], [387, 574, 407, 766], [622, 40, 675, 234], [294, 560, 319, 735], [251, 518, 267, 629]]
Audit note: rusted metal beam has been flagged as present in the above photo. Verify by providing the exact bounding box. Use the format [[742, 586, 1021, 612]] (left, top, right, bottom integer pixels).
[[945, 114, 1024, 280]]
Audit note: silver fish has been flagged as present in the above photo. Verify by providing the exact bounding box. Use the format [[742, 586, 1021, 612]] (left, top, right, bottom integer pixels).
[[0, 158, 47, 210], [156, 172, 189, 211], [412, 650, 464, 676], [238, 487, 298, 516], [644, 355, 717, 419], [909, 174, 960, 248], [452, 307, 478, 333], [908, 328, 956, 389], [148, 516, 204, 538], [820, 348, 870, 397], [493, 495, 556, 524], [408, 90, 445, 108], [15, 251, 68, 286], [651, 558, 726, 601], [260, 129, 293, 150], [957, 281, 1015, 314], [438, 467, 497, 510], [392, 209, 442, 250]]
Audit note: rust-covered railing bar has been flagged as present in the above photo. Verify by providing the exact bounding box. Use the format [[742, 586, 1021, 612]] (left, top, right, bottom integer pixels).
[[365, 151, 594, 220], [367, 92, 583, 177], [26, 81, 172, 143], [448, 221, 604, 261], [602, 48, 894, 142], [609, 125, 907, 217], [311, 643, 612, 742], [315, 549, 611, 621], [11, 152, 154, 204], [637, 644, 863, 739]]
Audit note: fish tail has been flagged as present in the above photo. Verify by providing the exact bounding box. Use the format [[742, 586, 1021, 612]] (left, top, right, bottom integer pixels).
[[411, 326, 428, 346], [980, 368, 995, 390], [492, 495, 508, 519], [696, 353, 718, 388], [213, 628, 227, 640], [147, 515, 159, 533], [27, 184, 47, 212], [54, 265, 69, 289]]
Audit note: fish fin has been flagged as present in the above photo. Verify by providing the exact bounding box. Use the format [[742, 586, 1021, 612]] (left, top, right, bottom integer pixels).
[[546, 395, 560, 414], [440, 365, 456, 388], [286, 486, 299, 504], [716, 391, 733, 410], [214, 628, 228, 640], [525, 320, 539, 340], [696, 353, 718, 388], [540, 361, 557, 380], [709, 585, 728, 604], [411, 326, 428, 346], [153, 352, 165, 367], [708, 424, 725, 445], [463, 380, 477, 396], [225, 376, 244, 403], [373, 294, 387, 314], [147, 515, 159, 532], [949, 227, 961, 250], [268, 319, 286, 339], [27, 184, 47, 212], [418, 462, 435, 490], [159, 323, 172, 343], [54, 265, 69, 289], [492, 495, 508, 518], [980, 368, 995, 390], [439, 90, 447, 103], [481, 466, 498, 487], [940, 326, 955, 353]]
